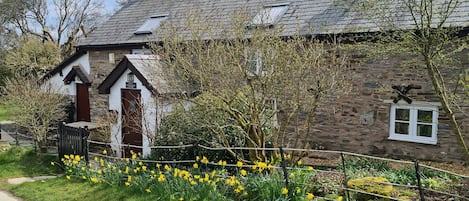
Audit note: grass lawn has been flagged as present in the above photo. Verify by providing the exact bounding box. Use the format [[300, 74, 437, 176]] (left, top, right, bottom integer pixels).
[[0, 146, 160, 201], [10, 178, 162, 201], [0, 105, 10, 121], [0, 146, 62, 180]]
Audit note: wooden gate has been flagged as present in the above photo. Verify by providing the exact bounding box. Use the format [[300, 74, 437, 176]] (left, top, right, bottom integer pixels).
[[58, 122, 90, 161]]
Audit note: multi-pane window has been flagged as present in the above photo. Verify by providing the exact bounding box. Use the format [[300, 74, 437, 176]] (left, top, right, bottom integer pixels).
[[389, 104, 438, 144], [245, 49, 262, 75], [245, 49, 275, 76]]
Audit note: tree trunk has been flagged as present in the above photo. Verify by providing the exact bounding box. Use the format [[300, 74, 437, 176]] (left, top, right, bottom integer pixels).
[[246, 124, 265, 162], [425, 58, 469, 162]]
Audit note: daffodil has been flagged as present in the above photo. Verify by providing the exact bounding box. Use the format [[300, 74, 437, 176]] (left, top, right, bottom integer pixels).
[[66, 175, 71, 180], [102, 149, 107, 155], [237, 161, 243, 168], [193, 163, 199, 169], [158, 174, 165, 182], [145, 189, 151, 193], [164, 164, 172, 172], [297, 160, 303, 166], [281, 187, 289, 195], [201, 156, 209, 164], [240, 169, 247, 177], [306, 193, 314, 200], [90, 177, 99, 183], [337, 196, 343, 201]]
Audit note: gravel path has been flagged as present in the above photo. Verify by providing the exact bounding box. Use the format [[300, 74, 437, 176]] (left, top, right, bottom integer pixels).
[[0, 190, 21, 201]]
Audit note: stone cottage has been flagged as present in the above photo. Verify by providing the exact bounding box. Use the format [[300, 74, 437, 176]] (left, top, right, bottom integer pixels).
[[42, 0, 469, 161]]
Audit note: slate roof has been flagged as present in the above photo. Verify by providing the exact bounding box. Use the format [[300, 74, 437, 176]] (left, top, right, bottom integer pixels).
[[98, 54, 175, 95], [79, 0, 469, 48], [63, 65, 92, 85], [40, 50, 86, 82]]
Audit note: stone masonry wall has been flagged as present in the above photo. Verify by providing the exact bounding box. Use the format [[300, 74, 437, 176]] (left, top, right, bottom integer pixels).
[[88, 49, 131, 122], [285, 55, 469, 162]]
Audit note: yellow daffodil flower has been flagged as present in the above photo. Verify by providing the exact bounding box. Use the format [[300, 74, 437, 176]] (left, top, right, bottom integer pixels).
[[281, 188, 289, 195]]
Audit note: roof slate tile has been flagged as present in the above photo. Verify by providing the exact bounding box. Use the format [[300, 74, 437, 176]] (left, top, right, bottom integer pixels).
[[79, 0, 469, 47]]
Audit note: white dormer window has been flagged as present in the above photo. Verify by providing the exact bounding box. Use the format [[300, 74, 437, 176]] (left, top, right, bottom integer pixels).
[[134, 14, 168, 35], [251, 3, 289, 27]]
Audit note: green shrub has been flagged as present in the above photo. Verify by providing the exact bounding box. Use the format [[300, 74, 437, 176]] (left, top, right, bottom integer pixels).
[[151, 103, 247, 162], [344, 157, 390, 172]]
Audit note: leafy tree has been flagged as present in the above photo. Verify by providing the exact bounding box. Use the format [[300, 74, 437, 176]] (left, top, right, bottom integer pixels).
[[153, 10, 350, 162], [353, 0, 469, 160], [0, 0, 105, 57], [0, 76, 69, 151], [4, 38, 61, 77]]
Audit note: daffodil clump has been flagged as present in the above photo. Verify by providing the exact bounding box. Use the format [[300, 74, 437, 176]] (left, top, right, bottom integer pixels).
[[59, 151, 344, 200]]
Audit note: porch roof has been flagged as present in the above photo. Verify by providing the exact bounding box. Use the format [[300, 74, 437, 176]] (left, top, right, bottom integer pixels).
[[98, 54, 174, 95]]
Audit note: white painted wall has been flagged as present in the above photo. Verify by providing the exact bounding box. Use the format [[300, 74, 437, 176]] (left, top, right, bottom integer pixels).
[[42, 52, 90, 95], [108, 69, 174, 158]]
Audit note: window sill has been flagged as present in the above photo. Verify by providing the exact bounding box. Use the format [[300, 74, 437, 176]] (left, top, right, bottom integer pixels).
[[388, 136, 437, 145]]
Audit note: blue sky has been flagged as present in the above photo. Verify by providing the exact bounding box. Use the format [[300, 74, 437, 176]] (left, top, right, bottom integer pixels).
[[103, 1, 119, 14]]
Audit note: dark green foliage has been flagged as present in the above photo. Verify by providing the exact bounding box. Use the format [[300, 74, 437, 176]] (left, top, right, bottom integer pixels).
[[150, 103, 247, 162], [343, 157, 391, 172]]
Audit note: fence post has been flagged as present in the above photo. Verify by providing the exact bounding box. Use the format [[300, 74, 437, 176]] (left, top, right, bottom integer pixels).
[[15, 123, 19, 146], [279, 146, 289, 190], [81, 126, 90, 162], [193, 142, 199, 159], [340, 152, 351, 201], [58, 122, 62, 161], [414, 160, 425, 201]]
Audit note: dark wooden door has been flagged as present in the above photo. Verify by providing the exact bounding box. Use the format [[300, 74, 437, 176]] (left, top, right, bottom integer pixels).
[[76, 83, 90, 122], [121, 89, 142, 157]]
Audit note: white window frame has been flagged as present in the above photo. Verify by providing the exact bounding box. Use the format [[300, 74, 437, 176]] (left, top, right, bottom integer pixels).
[[388, 103, 438, 144], [245, 49, 275, 77], [245, 49, 262, 76]]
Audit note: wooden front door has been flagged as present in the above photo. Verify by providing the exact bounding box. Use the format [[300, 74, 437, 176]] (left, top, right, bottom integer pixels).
[[76, 83, 90, 122], [121, 89, 142, 157]]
